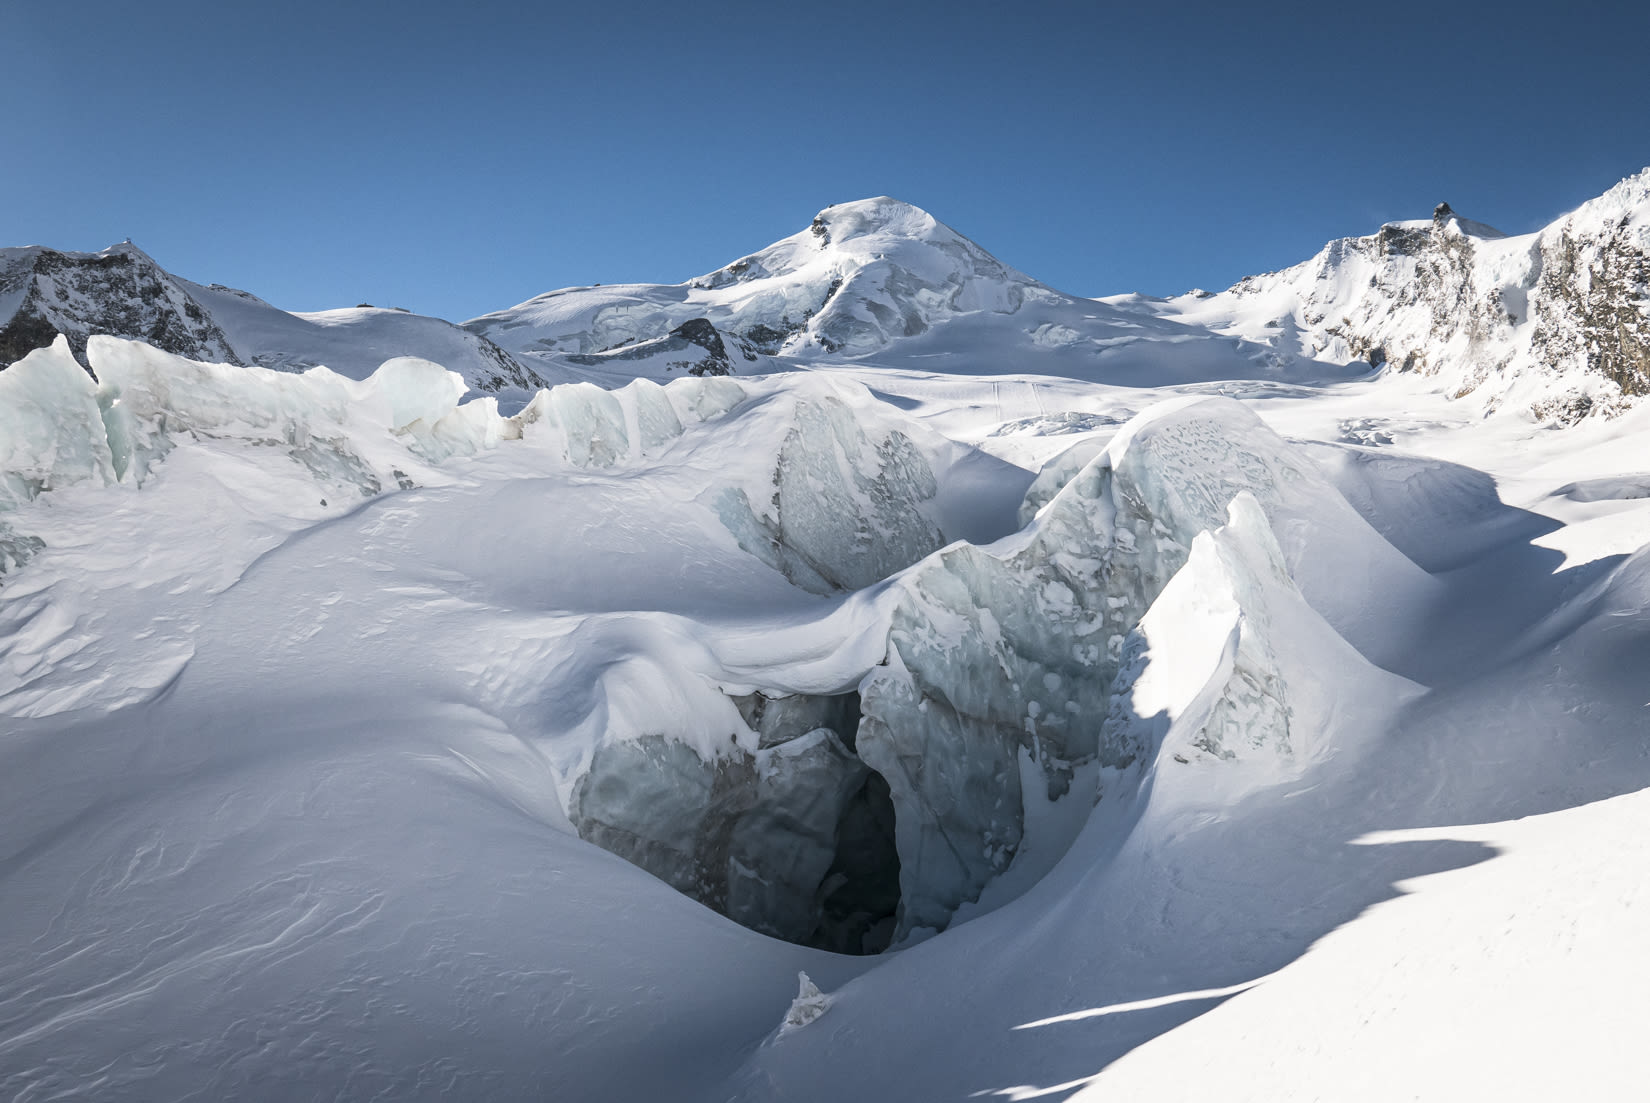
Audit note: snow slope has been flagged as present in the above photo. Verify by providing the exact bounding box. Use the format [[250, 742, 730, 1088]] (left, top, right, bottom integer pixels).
[[184, 279, 553, 398], [465, 197, 1366, 388], [4, 177, 1650, 1101], [1117, 168, 1650, 421], [0, 243, 550, 400]]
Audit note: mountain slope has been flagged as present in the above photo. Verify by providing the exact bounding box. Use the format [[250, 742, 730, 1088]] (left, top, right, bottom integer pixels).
[[0, 243, 550, 397], [1116, 167, 1650, 421], [0, 243, 242, 368], [465, 197, 1357, 387]]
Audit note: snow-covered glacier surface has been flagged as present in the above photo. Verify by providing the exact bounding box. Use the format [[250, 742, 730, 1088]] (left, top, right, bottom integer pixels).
[[5, 205, 1650, 1101]]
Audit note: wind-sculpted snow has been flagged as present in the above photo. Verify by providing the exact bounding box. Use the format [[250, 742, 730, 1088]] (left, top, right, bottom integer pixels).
[[0, 339, 1433, 959], [1098, 494, 1295, 771], [858, 396, 1431, 938]]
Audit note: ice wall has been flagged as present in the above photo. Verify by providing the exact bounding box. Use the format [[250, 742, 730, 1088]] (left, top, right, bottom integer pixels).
[[1098, 494, 1295, 772], [567, 699, 895, 950], [0, 338, 115, 570], [710, 389, 947, 593], [858, 396, 1430, 939]]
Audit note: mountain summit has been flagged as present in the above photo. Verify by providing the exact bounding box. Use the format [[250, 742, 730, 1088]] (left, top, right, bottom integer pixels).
[[465, 197, 1338, 387], [5, 173, 1650, 421], [1124, 166, 1650, 420]]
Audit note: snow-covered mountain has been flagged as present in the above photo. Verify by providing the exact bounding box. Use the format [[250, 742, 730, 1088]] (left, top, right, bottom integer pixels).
[[10, 173, 1650, 416], [5, 174, 1650, 1101], [465, 196, 1351, 386], [1118, 168, 1650, 422], [0, 242, 550, 396], [0, 243, 243, 367]]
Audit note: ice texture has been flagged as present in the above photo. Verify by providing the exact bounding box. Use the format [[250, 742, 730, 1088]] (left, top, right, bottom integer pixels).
[[858, 396, 1426, 938], [515, 381, 631, 467], [1016, 435, 1107, 527], [0, 338, 115, 570], [733, 690, 862, 749], [0, 337, 116, 507], [712, 390, 945, 593], [569, 727, 870, 946], [1098, 494, 1295, 771], [95, 336, 408, 494], [781, 972, 832, 1033]]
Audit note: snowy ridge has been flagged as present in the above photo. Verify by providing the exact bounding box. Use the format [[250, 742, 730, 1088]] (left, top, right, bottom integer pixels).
[[183, 278, 554, 398], [1125, 167, 1650, 420], [5, 180, 1650, 1099], [0, 243, 550, 399], [0, 242, 242, 368], [466, 197, 1357, 387]]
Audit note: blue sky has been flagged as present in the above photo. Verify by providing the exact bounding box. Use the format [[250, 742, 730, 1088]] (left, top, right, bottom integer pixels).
[[7, 0, 1648, 320]]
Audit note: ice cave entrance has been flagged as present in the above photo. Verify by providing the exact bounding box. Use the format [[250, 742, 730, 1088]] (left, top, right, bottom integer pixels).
[[570, 690, 904, 956]]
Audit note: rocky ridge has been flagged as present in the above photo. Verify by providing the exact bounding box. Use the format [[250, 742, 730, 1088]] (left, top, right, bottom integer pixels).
[[1141, 168, 1650, 421]]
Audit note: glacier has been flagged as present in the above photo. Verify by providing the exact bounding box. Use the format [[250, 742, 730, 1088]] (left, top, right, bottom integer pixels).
[[0, 332, 1426, 955], [5, 175, 1650, 1101]]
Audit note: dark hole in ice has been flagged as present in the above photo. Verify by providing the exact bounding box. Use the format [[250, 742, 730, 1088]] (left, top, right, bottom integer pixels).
[[808, 769, 901, 954], [568, 689, 902, 955]]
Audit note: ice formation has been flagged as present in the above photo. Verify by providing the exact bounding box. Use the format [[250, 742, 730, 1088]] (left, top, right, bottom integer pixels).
[[1098, 494, 1296, 771], [781, 972, 833, 1033], [0, 335, 1421, 956], [710, 387, 947, 593], [0, 339, 116, 570], [567, 704, 897, 951], [857, 396, 1428, 938]]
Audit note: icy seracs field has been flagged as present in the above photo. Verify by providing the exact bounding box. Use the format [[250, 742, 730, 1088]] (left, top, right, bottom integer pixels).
[[3, 193, 1650, 1100]]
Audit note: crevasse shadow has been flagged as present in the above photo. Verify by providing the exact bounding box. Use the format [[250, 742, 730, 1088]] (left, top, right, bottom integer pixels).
[[956, 453, 1650, 1099], [729, 447, 1650, 1103]]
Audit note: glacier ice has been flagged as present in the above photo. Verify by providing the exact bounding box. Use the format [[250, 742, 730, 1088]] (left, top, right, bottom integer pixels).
[[1015, 435, 1107, 527], [0, 338, 1427, 955], [856, 395, 1428, 939], [568, 713, 885, 949], [543, 394, 1429, 949], [781, 972, 832, 1033], [0, 338, 115, 571], [515, 380, 631, 468], [711, 387, 946, 593], [0, 337, 116, 505], [1098, 493, 1295, 772]]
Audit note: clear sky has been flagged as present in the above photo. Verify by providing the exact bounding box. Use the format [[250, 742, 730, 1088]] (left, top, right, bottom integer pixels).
[[6, 0, 1648, 321]]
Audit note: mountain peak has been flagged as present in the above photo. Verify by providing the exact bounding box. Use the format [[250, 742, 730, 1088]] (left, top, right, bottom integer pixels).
[[98, 240, 162, 265], [808, 197, 939, 246]]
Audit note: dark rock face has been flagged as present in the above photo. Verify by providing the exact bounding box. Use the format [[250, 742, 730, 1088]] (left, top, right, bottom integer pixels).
[[668, 317, 733, 376], [564, 315, 746, 375], [0, 310, 59, 368], [0, 246, 243, 372], [471, 332, 553, 392], [1532, 215, 1650, 397]]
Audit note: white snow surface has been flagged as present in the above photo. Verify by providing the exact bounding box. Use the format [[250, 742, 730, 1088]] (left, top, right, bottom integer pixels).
[[5, 178, 1650, 1101], [465, 197, 1370, 390]]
